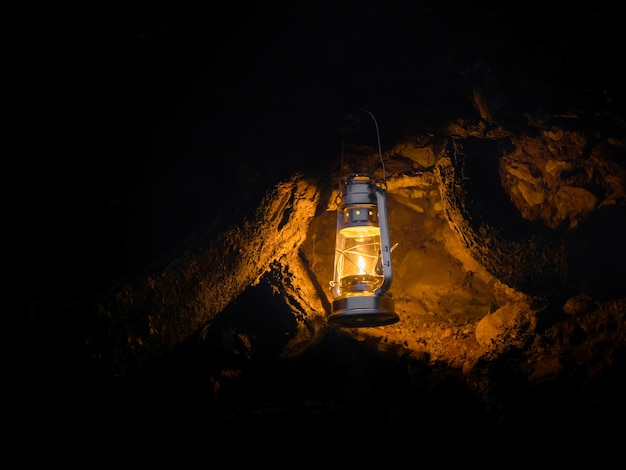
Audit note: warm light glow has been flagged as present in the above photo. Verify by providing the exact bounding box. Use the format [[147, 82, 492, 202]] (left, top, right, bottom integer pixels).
[[333, 230, 382, 297], [357, 255, 366, 274], [339, 225, 380, 238]]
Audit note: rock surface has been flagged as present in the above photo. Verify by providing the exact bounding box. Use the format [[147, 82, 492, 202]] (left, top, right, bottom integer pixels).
[[8, 0, 626, 459]]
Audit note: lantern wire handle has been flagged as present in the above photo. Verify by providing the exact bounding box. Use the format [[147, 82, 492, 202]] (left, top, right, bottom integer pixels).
[[358, 108, 386, 185], [338, 109, 386, 186]]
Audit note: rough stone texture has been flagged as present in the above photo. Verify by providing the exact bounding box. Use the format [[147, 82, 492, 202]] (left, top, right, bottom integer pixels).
[[60, 117, 624, 440], [8, 1, 626, 460], [87, 174, 320, 376]]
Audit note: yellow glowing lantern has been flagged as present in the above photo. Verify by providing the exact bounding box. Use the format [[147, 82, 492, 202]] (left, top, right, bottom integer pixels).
[[329, 172, 399, 327]]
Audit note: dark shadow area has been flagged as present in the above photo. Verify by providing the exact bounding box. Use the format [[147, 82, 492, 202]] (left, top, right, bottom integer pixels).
[[6, 2, 626, 460]]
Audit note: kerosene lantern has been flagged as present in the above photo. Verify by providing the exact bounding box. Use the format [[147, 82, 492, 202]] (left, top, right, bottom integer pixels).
[[328, 172, 399, 327]]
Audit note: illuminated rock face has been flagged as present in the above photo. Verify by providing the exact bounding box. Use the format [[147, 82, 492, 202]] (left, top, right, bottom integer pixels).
[[70, 116, 624, 445], [9, 3, 626, 451], [298, 122, 625, 363]]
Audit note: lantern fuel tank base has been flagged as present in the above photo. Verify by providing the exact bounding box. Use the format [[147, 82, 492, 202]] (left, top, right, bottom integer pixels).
[[329, 294, 399, 327]]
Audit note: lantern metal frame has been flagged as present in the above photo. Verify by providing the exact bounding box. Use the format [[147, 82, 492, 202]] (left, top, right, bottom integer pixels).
[[328, 110, 399, 327]]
